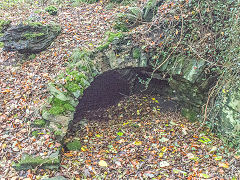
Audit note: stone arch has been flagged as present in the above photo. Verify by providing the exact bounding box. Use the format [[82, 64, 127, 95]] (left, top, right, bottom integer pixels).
[[69, 66, 173, 132]]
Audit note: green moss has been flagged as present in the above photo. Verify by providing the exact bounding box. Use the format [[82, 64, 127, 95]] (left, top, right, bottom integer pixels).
[[132, 48, 141, 59], [66, 139, 82, 151], [49, 98, 75, 115], [34, 10, 42, 14], [32, 130, 39, 137], [45, 6, 58, 16], [113, 21, 129, 32], [49, 24, 62, 33], [13, 154, 60, 171], [63, 103, 75, 112], [33, 119, 46, 127], [27, 22, 43, 27], [97, 32, 124, 51], [108, 32, 123, 42], [23, 32, 45, 40], [0, 42, 3, 48], [0, 19, 11, 33], [63, 70, 87, 94], [64, 82, 81, 92], [181, 108, 199, 122], [54, 130, 62, 136], [49, 106, 65, 115]]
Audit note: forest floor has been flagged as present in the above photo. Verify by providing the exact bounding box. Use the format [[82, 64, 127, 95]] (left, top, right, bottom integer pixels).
[[0, 1, 239, 179]]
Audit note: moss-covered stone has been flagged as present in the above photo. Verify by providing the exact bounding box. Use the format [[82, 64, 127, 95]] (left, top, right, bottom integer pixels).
[[33, 119, 46, 127], [181, 108, 199, 122], [1, 22, 61, 54], [97, 32, 124, 51], [66, 139, 82, 151], [13, 152, 60, 171], [0, 42, 3, 48], [26, 21, 43, 27], [23, 32, 45, 40], [169, 76, 206, 108], [49, 98, 75, 115]]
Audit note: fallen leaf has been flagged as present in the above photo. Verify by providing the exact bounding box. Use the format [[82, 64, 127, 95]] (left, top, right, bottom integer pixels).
[[159, 137, 169, 142], [215, 156, 223, 161], [134, 141, 142, 145], [219, 162, 229, 168], [199, 173, 210, 178], [117, 132, 123, 136], [99, 160, 108, 167], [159, 161, 170, 167]]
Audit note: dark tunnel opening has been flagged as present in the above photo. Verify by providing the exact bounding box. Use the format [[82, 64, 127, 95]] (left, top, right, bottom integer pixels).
[[71, 68, 178, 126]]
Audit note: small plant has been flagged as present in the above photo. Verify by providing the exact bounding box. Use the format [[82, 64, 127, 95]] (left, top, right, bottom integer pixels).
[[45, 6, 58, 16], [32, 130, 39, 137], [0, 19, 11, 33], [66, 139, 82, 151], [33, 119, 46, 127]]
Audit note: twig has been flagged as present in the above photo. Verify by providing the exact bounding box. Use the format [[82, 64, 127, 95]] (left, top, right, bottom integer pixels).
[[152, 7, 184, 75], [195, 74, 222, 133], [187, 44, 221, 67]]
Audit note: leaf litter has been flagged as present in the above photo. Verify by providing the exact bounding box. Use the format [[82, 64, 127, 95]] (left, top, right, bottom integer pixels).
[[63, 94, 240, 179]]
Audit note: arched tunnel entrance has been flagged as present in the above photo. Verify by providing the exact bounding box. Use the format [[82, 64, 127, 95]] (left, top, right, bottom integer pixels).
[[68, 67, 180, 137]]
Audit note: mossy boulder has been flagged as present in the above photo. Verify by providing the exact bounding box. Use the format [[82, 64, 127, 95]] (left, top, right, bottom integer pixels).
[[212, 83, 240, 145], [0, 22, 61, 54], [13, 152, 60, 170]]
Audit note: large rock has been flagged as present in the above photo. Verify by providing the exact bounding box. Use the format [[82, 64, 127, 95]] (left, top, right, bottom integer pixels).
[[214, 83, 240, 139], [94, 34, 149, 72], [0, 22, 61, 54]]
